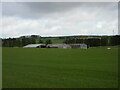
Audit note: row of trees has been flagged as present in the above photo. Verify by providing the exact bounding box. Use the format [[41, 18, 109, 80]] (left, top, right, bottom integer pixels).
[[2, 36, 52, 47], [2, 35, 120, 47], [64, 35, 120, 47]]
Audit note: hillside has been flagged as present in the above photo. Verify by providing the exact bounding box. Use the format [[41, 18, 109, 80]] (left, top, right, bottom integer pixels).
[[2, 35, 120, 47]]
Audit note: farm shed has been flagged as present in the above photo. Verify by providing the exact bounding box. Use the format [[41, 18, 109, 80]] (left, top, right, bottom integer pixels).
[[47, 44, 71, 48], [23, 44, 88, 49], [70, 44, 87, 49], [23, 44, 46, 48]]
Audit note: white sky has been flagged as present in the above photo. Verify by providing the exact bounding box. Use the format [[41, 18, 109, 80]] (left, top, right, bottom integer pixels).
[[1, 2, 118, 38]]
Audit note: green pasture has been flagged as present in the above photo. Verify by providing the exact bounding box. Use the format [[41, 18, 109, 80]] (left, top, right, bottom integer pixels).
[[2, 47, 118, 88]]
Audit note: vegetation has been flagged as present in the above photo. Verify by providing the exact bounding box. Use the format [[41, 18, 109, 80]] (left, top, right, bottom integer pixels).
[[45, 39, 52, 45], [3, 47, 118, 88], [2, 35, 120, 47]]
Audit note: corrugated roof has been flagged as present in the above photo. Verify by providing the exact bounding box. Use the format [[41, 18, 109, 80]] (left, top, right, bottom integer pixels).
[[24, 44, 45, 48]]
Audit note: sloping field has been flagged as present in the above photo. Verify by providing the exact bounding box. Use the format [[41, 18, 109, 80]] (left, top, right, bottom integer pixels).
[[2, 47, 118, 88]]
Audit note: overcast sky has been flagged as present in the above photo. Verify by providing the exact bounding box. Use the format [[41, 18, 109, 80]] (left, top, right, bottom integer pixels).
[[1, 2, 118, 38]]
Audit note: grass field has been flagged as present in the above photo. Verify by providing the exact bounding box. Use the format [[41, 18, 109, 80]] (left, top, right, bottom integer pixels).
[[2, 47, 118, 88]]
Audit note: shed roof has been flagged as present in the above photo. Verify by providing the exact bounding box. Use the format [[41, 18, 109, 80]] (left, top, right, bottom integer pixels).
[[24, 44, 45, 48]]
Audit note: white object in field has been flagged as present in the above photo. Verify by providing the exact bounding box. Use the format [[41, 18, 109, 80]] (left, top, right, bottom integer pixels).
[[107, 48, 111, 49]]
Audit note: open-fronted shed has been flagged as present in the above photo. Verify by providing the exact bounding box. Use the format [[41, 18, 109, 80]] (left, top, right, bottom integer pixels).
[[47, 44, 71, 48], [23, 44, 46, 48], [70, 44, 87, 49], [23, 44, 87, 49]]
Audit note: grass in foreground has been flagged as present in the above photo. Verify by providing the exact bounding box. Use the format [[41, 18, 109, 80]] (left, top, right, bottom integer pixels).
[[2, 47, 118, 88]]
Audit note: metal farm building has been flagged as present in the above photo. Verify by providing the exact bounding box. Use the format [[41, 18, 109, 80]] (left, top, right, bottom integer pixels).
[[69, 44, 87, 49], [23, 44, 88, 49], [23, 44, 46, 48], [47, 44, 71, 48]]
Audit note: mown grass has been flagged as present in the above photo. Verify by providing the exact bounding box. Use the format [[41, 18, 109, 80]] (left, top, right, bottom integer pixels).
[[2, 47, 118, 88]]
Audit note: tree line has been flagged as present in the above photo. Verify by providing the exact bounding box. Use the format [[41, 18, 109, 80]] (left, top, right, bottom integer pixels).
[[1, 35, 120, 47], [64, 35, 120, 47], [2, 35, 52, 47]]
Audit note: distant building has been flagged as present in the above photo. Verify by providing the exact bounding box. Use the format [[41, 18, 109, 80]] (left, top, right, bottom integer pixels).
[[69, 44, 87, 49], [47, 44, 71, 48], [23, 44, 88, 49], [23, 44, 46, 48]]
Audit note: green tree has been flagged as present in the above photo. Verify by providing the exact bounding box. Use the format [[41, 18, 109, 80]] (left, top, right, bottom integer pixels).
[[45, 39, 52, 45], [39, 39, 44, 43]]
